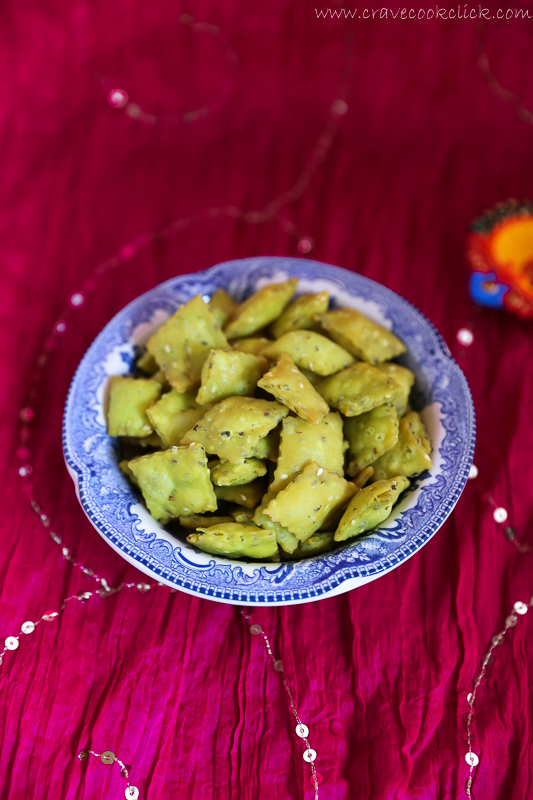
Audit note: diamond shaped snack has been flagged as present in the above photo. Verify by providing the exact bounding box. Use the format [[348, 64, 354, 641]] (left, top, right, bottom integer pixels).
[[146, 294, 229, 393], [196, 349, 268, 405], [263, 462, 357, 542], [318, 308, 406, 365], [209, 287, 238, 328], [253, 490, 300, 554], [257, 352, 329, 424], [107, 376, 162, 437], [146, 389, 206, 447], [317, 362, 402, 417], [262, 330, 354, 376], [209, 457, 267, 486], [187, 523, 278, 559], [344, 403, 399, 475], [285, 531, 335, 559], [270, 291, 329, 339], [375, 362, 415, 417], [181, 396, 288, 464], [214, 478, 266, 508], [270, 412, 344, 492], [128, 444, 217, 523], [371, 411, 432, 481], [224, 279, 298, 339], [248, 427, 280, 461], [334, 476, 410, 542], [179, 514, 234, 528], [231, 337, 271, 355], [136, 350, 159, 375]]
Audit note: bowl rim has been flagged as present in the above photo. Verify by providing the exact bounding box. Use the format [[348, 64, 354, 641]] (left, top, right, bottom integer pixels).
[[63, 256, 476, 605]]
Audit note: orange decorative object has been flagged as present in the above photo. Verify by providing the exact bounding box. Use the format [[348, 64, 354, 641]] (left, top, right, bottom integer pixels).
[[467, 199, 533, 319]]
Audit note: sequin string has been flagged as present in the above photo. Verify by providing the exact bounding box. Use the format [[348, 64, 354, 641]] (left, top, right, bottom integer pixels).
[[78, 748, 139, 799], [241, 610, 321, 799], [73, 6, 239, 126], [476, 22, 533, 126], [464, 598, 532, 797]]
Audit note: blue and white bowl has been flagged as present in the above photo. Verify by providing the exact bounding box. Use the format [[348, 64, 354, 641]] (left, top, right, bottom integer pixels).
[[63, 257, 475, 606]]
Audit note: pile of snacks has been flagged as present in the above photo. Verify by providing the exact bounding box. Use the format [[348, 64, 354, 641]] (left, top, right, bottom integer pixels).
[[107, 279, 432, 561]]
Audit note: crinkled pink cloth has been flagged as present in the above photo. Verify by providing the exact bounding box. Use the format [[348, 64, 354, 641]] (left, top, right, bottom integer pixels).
[[1, 2, 533, 798]]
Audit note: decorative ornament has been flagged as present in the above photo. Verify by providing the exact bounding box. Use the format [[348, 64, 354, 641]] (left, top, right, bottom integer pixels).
[[467, 199, 533, 319]]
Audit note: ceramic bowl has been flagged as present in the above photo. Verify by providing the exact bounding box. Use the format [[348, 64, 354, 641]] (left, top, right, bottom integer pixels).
[[63, 256, 475, 606]]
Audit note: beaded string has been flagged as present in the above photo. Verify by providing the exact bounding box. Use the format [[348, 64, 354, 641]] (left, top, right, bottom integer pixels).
[[73, 6, 239, 127], [476, 22, 533, 126], [78, 748, 138, 799], [241, 610, 321, 798]]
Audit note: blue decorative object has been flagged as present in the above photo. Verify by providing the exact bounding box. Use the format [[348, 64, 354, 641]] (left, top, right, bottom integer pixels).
[[63, 257, 475, 606]]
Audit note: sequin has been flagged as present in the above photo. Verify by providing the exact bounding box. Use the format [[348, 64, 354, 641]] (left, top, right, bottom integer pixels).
[[108, 89, 129, 108], [126, 103, 141, 118], [296, 724, 309, 738], [466, 693, 473, 703], [505, 614, 518, 627], [55, 321, 67, 334], [310, 772, 324, 786], [78, 750, 89, 762], [468, 464, 478, 479], [82, 567, 94, 577], [492, 634, 503, 646], [20, 407, 35, 422], [493, 507, 508, 523], [77, 592, 92, 602], [5, 636, 19, 650], [101, 751, 115, 765], [303, 748, 317, 763], [62, 547, 70, 558], [18, 465, 32, 477], [125, 787, 139, 799], [457, 328, 474, 346], [136, 583, 151, 593], [42, 611, 59, 621], [121, 767, 130, 778], [273, 660, 283, 672], [332, 99, 348, 116], [250, 624, 263, 635], [504, 526, 516, 541], [298, 238, 314, 254], [70, 292, 85, 307], [21, 621, 35, 634], [513, 601, 528, 615], [465, 752, 479, 767]]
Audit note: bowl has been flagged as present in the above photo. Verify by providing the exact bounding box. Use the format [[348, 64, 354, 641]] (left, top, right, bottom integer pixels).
[[63, 256, 475, 606]]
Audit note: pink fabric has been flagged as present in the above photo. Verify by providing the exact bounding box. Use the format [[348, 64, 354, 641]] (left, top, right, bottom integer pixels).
[[1, 3, 533, 798]]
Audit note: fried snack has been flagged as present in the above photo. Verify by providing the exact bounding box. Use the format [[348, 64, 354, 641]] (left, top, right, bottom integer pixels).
[[224, 279, 298, 339], [270, 291, 330, 339], [214, 478, 266, 508], [257, 352, 329, 424], [209, 458, 267, 486], [371, 411, 432, 480], [136, 350, 159, 375], [353, 466, 374, 488], [263, 462, 357, 542], [248, 427, 280, 461], [146, 389, 205, 447], [147, 294, 229, 392], [263, 330, 354, 376], [179, 514, 234, 529], [187, 523, 278, 559], [209, 288, 239, 328], [376, 362, 415, 417], [230, 507, 257, 524], [317, 363, 402, 417], [107, 376, 162, 437], [344, 403, 399, 475], [253, 490, 300, 554], [118, 459, 139, 487], [318, 308, 406, 365], [128, 444, 217, 523], [335, 476, 410, 542], [231, 337, 272, 355], [196, 349, 268, 405], [270, 412, 344, 492], [151, 370, 170, 389], [285, 531, 335, 559], [299, 367, 322, 386], [181, 396, 288, 464]]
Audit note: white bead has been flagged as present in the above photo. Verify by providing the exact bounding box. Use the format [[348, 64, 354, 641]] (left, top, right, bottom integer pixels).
[[493, 507, 508, 523], [513, 601, 528, 615], [5, 636, 19, 650], [125, 787, 139, 799], [465, 752, 479, 767], [21, 621, 35, 634], [468, 464, 478, 479], [295, 724, 309, 738], [457, 328, 474, 346], [303, 749, 317, 763], [466, 693, 473, 704], [202, 295, 211, 303], [70, 292, 85, 307]]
